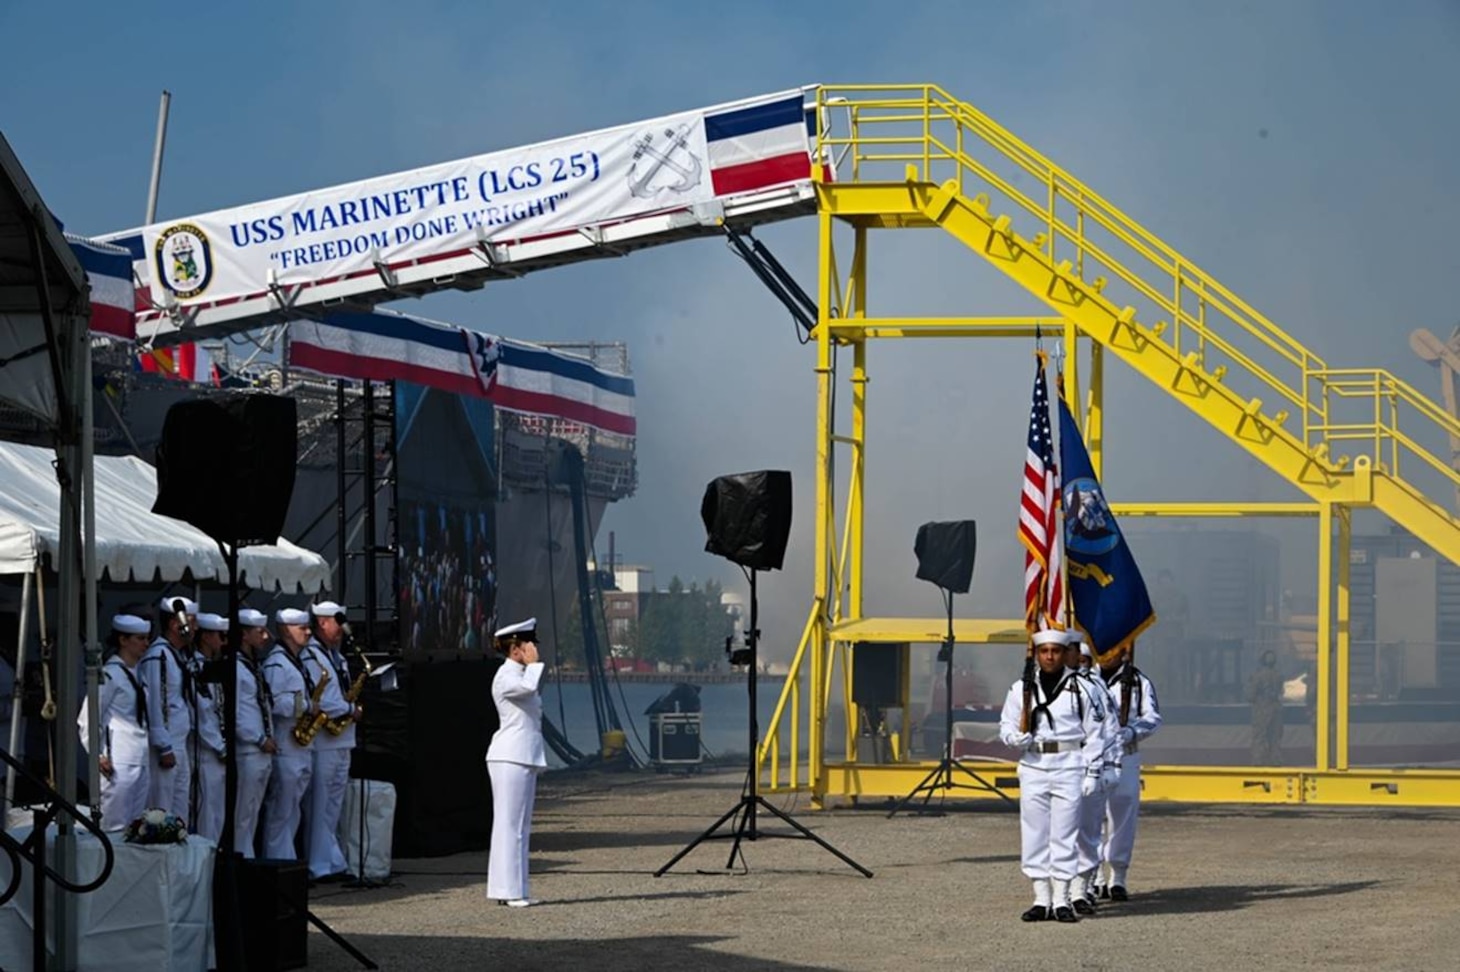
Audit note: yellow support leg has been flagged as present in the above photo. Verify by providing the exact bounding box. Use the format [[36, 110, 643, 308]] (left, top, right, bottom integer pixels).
[[1087, 343, 1104, 479], [1337, 505, 1352, 771], [811, 207, 835, 805], [1316, 503, 1333, 772]]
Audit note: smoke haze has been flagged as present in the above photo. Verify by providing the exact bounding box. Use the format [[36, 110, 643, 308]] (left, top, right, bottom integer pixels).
[[3, 0, 1457, 658]]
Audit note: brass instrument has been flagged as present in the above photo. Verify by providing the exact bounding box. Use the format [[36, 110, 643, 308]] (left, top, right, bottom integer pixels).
[[325, 653, 372, 736], [291, 662, 332, 747]]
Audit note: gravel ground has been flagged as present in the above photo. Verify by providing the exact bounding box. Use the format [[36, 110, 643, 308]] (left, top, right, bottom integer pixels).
[[303, 767, 1460, 971]]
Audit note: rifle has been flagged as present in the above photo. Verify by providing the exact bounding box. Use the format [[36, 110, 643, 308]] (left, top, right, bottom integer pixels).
[[1119, 645, 1136, 726], [1019, 651, 1035, 734]]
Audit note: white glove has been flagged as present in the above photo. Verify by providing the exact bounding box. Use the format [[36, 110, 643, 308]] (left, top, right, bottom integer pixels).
[[1080, 771, 1100, 798], [1119, 727, 1136, 747], [1100, 764, 1120, 792], [1006, 732, 1033, 749]]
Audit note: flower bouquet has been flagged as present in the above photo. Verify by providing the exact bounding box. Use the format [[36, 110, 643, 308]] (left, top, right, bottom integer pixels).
[[123, 808, 188, 844]]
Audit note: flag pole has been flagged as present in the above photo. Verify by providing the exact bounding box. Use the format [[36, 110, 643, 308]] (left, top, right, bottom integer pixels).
[[1053, 356, 1074, 633], [1020, 334, 1045, 733]]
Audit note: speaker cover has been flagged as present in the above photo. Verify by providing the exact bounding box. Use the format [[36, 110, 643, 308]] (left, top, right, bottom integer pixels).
[[700, 470, 792, 572], [153, 394, 298, 546], [914, 520, 977, 594]]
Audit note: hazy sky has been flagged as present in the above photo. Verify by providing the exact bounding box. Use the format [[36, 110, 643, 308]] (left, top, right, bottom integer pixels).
[[4, 1, 1457, 654]]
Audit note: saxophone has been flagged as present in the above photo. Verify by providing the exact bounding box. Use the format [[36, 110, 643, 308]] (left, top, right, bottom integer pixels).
[[291, 662, 332, 747], [325, 653, 372, 736]]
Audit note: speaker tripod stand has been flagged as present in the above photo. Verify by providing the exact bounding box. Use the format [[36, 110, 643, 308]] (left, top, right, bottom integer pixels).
[[655, 570, 871, 879], [887, 590, 1015, 818]]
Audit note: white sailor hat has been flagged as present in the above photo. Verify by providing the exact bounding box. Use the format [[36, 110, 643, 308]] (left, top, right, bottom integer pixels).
[[1031, 628, 1071, 646], [276, 608, 311, 626], [1078, 640, 1093, 659], [196, 612, 229, 633], [494, 617, 537, 640], [159, 595, 199, 616], [310, 600, 345, 619], [111, 614, 150, 635], [237, 608, 268, 629]]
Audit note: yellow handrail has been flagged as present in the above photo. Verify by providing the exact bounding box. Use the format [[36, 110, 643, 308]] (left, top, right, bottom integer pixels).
[[815, 84, 1460, 503], [758, 598, 823, 788]]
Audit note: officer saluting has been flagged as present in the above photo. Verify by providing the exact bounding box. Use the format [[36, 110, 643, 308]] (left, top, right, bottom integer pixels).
[[999, 628, 1107, 923], [486, 617, 547, 907]]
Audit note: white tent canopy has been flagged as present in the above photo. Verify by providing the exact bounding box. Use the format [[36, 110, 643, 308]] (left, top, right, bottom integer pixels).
[[0, 131, 80, 425], [0, 440, 329, 591]]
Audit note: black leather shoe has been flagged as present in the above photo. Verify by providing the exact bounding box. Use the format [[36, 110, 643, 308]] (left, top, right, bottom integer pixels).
[[1073, 898, 1095, 915], [1109, 885, 1129, 902], [1054, 906, 1079, 923], [1020, 905, 1051, 922], [1095, 884, 1111, 899]]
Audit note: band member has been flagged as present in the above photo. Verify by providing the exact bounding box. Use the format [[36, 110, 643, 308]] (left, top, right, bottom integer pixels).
[[302, 600, 355, 881], [235, 608, 277, 858], [1070, 637, 1120, 913], [1098, 644, 1163, 901], [486, 618, 546, 907], [262, 608, 319, 860], [999, 629, 1107, 922], [79, 615, 153, 830], [140, 595, 197, 821], [188, 613, 229, 843]]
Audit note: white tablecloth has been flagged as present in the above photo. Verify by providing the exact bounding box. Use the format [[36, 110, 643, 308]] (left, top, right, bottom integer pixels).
[[0, 822, 215, 971], [339, 779, 397, 882]]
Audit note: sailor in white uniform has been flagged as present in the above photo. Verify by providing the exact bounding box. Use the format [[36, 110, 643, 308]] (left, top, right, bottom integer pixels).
[[262, 608, 320, 860], [999, 628, 1107, 922], [486, 618, 546, 907], [139, 595, 198, 822], [1070, 637, 1120, 913], [1098, 646, 1163, 901], [234, 608, 277, 857], [79, 615, 153, 830], [302, 600, 355, 880], [190, 613, 230, 843]]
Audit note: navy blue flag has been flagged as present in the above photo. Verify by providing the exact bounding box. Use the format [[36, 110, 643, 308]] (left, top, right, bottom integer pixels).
[[1056, 388, 1156, 665]]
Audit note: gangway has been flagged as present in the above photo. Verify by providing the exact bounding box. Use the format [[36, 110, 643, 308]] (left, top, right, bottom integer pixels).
[[88, 83, 1460, 806], [100, 89, 818, 343]]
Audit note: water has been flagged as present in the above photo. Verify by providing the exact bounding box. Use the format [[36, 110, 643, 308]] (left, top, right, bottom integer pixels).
[[537, 678, 788, 768]]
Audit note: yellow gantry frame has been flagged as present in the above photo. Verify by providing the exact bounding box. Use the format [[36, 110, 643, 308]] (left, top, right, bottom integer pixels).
[[756, 84, 1460, 808]]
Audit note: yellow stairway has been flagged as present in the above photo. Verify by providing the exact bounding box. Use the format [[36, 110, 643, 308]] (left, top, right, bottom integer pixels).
[[814, 84, 1460, 563]]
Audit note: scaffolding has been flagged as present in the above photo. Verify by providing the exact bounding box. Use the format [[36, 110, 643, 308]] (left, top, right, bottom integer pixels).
[[758, 85, 1460, 808]]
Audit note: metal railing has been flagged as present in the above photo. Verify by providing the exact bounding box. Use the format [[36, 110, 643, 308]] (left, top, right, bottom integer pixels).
[[0, 748, 115, 971], [813, 84, 1460, 505]]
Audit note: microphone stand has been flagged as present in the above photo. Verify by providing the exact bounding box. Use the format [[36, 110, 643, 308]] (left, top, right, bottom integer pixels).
[[338, 623, 381, 891], [656, 569, 871, 878], [887, 588, 1014, 817]]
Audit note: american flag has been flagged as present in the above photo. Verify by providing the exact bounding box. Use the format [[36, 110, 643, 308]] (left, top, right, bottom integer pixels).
[[1018, 352, 1066, 628]]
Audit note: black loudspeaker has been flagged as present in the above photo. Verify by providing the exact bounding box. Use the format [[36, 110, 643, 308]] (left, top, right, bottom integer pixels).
[[852, 642, 907, 708], [152, 394, 298, 545], [700, 470, 793, 571], [234, 858, 308, 971], [914, 520, 977, 594]]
